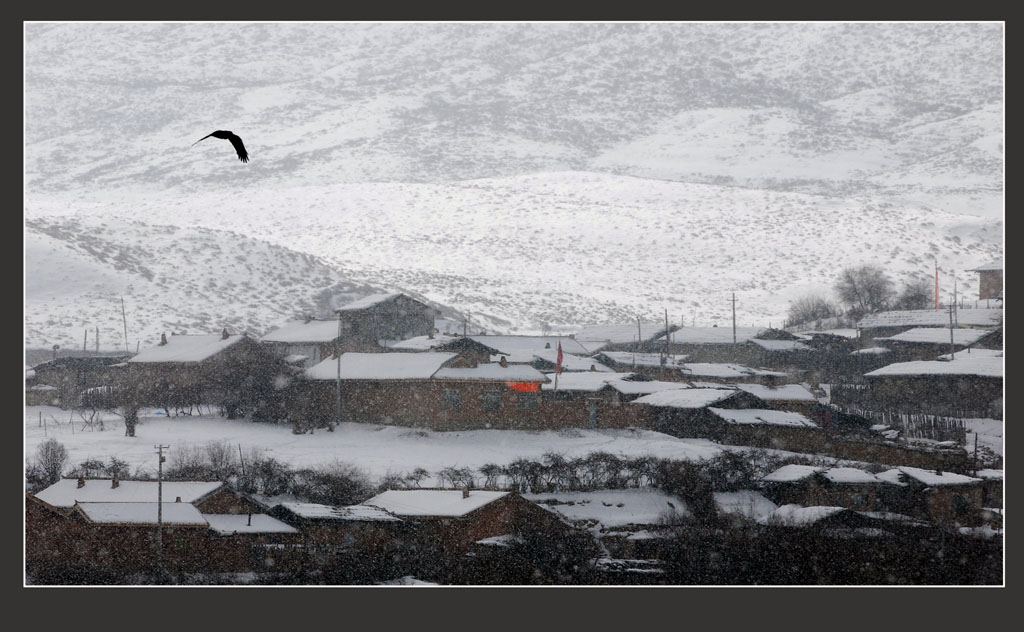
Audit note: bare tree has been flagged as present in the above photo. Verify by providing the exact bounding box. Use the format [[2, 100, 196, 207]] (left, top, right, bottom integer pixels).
[[35, 438, 69, 487], [893, 277, 933, 310], [834, 265, 895, 317], [786, 294, 839, 327]]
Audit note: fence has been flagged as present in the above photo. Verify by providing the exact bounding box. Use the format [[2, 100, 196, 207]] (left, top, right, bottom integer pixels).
[[833, 405, 967, 444]]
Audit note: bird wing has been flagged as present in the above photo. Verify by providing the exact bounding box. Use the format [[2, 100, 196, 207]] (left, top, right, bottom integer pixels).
[[191, 132, 216, 147], [226, 133, 249, 163]]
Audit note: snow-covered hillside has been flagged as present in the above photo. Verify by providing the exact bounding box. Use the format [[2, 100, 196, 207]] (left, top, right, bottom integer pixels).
[[25, 23, 1003, 217], [25, 215, 387, 350], [25, 172, 1002, 343]]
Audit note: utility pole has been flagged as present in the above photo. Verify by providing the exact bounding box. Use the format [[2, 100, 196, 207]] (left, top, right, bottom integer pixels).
[[948, 302, 956, 360], [636, 315, 642, 350], [335, 311, 342, 431], [953, 276, 959, 328], [95, 326, 99, 353], [83, 329, 88, 352], [731, 292, 737, 344], [155, 444, 169, 574], [121, 296, 130, 354]]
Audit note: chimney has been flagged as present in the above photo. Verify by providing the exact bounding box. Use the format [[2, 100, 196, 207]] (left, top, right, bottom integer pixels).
[[175, 496, 182, 503], [159, 333, 167, 346], [77, 476, 86, 488], [544, 342, 551, 349], [499, 356, 508, 368], [590, 364, 597, 372], [111, 473, 119, 488], [462, 488, 470, 499], [222, 328, 230, 340]]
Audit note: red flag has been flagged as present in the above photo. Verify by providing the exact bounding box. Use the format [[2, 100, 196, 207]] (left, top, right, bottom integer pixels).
[[556, 342, 563, 375]]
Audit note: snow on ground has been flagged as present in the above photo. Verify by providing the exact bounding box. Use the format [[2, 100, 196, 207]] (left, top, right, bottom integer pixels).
[[24, 406, 723, 481], [963, 418, 1003, 457]]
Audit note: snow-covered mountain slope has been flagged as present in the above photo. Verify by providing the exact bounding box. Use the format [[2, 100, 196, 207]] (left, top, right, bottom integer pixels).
[[25, 23, 1003, 217], [25, 172, 1003, 340], [24, 216, 390, 350]]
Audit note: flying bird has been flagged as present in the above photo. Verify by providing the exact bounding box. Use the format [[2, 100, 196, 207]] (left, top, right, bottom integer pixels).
[[191, 130, 249, 163]]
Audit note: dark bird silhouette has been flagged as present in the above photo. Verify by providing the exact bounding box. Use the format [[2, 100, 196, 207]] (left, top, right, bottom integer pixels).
[[191, 130, 249, 163]]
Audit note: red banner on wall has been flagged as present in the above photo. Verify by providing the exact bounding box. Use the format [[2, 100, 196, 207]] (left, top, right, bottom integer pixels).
[[506, 382, 540, 392]]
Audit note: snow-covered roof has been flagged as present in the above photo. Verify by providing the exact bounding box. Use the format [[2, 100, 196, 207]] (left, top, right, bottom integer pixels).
[[749, 338, 812, 351], [129, 334, 246, 364], [525, 489, 690, 528], [759, 504, 848, 526], [662, 326, 765, 345], [75, 502, 208, 526], [820, 468, 882, 484], [574, 324, 670, 350], [434, 364, 550, 383], [736, 384, 816, 402], [858, 309, 1003, 329], [532, 349, 614, 372], [762, 464, 824, 483], [881, 467, 982, 487], [27, 384, 58, 391], [283, 354, 309, 364], [851, 347, 891, 355], [379, 576, 439, 586], [277, 502, 402, 522], [975, 469, 1004, 480], [34, 478, 223, 509], [306, 352, 457, 380], [389, 333, 460, 351], [596, 351, 688, 368], [610, 380, 691, 396], [25, 366, 35, 380], [204, 513, 299, 535], [336, 292, 402, 311], [679, 363, 786, 378], [709, 408, 818, 428], [968, 262, 1003, 272], [630, 389, 736, 409], [469, 335, 589, 356], [260, 319, 339, 344], [877, 327, 989, 345], [865, 355, 1003, 378], [713, 490, 778, 521], [364, 490, 510, 518], [540, 372, 633, 392]]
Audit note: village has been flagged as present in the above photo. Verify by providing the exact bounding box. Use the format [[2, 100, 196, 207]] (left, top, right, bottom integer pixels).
[[24, 264, 1003, 585]]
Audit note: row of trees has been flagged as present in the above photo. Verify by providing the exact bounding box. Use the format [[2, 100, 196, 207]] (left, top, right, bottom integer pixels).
[[787, 265, 934, 327]]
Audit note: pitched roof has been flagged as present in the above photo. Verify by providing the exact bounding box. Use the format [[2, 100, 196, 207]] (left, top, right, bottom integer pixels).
[[306, 352, 457, 380], [758, 504, 849, 526], [532, 349, 614, 372], [968, 262, 1003, 272], [34, 479, 223, 509], [709, 408, 818, 428], [610, 380, 693, 396], [335, 292, 403, 311], [679, 363, 786, 378], [203, 513, 299, 535], [858, 309, 1003, 329], [388, 333, 461, 351], [75, 502, 208, 526], [820, 468, 882, 484], [260, 319, 339, 343], [762, 464, 824, 483], [129, 334, 246, 364], [630, 388, 737, 409], [364, 490, 510, 518], [277, 502, 402, 522]]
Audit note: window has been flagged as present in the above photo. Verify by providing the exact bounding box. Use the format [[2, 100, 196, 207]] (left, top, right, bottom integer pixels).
[[517, 393, 539, 411], [442, 389, 462, 411], [482, 390, 502, 411], [850, 490, 869, 507], [953, 494, 971, 515]]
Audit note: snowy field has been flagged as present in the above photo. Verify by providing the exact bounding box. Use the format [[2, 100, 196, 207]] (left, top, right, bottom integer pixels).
[[964, 418, 1004, 458], [24, 406, 725, 482]]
